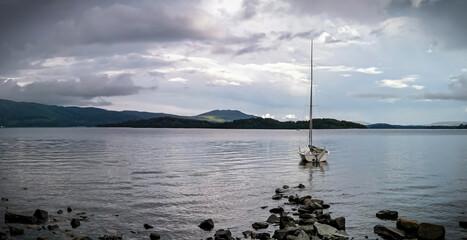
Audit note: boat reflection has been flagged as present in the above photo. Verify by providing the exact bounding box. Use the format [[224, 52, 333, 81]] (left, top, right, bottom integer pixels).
[[299, 160, 328, 173]]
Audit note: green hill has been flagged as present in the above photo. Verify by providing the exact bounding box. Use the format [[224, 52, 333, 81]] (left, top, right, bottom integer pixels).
[[193, 109, 256, 122]]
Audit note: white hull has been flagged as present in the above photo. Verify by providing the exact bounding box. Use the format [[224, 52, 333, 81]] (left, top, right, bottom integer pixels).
[[298, 146, 329, 163]]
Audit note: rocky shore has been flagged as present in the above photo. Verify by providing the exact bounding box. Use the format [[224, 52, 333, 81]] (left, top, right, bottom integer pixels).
[[1, 184, 465, 240]]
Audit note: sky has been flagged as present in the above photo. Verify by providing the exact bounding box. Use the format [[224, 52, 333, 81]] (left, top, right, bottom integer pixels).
[[1, 0, 466, 125]]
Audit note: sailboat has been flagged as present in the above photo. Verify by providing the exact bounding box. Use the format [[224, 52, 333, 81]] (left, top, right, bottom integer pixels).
[[298, 39, 330, 163]]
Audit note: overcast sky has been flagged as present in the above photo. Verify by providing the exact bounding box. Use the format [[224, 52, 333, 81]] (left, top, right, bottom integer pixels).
[[1, 0, 466, 124]]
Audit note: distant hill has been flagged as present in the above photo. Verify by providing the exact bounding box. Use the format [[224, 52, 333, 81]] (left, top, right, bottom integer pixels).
[[0, 99, 254, 127], [367, 123, 461, 129], [192, 110, 257, 122], [100, 117, 368, 129]]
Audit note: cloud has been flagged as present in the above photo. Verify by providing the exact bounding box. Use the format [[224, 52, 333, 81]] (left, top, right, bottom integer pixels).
[[379, 75, 419, 88], [285, 114, 296, 120], [316, 65, 382, 74], [240, 0, 261, 19], [351, 92, 398, 103], [261, 113, 275, 119], [419, 74, 467, 101], [168, 77, 188, 84], [0, 74, 149, 106]]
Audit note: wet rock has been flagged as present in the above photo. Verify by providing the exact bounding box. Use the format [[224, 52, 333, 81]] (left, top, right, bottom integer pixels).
[[280, 216, 296, 229], [242, 231, 252, 238], [331, 217, 346, 230], [0, 232, 7, 240], [299, 213, 314, 219], [273, 193, 284, 200], [373, 225, 405, 240], [322, 203, 331, 209], [261, 206, 268, 209], [267, 214, 280, 223], [298, 218, 316, 226], [270, 207, 285, 214], [37, 237, 50, 240], [314, 222, 338, 240], [1, 198, 7, 202], [252, 222, 269, 229], [199, 219, 214, 231], [304, 199, 323, 206], [376, 210, 398, 220], [5, 212, 38, 224], [460, 220, 467, 228], [8, 226, 24, 236], [144, 224, 154, 229], [71, 218, 81, 228], [149, 232, 160, 240], [34, 209, 49, 223], [396, 217, 418, 235], [283, 185, 290, 189], [296, 230, 310, 240], [289, 195, 300, 204], [417, 222, 445, 240], [298, 183, 305, 188], [99, 236, 122, 240], [57, 210, 63, 214], [299, 196, 312, 204], [67, 207, 73, 213], [255, 232, 271, 240], [276, 188, 286, 194], [214, 229, 234, 240], [317, 213, 332, 225], [47, 225, 59, 231], [73, 237, 92, 240]]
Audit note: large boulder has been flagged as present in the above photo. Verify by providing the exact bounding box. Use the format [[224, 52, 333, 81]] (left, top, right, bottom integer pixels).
[[296, 230, 310, 240], [255, 232, 271, 240], [396, 217, 419, 235], [270, 207, 285, 214], [331, 217, 345, 230], [280, 216, 296, 229], [5, 211, 37, 224], [267, 214, 280, 223], [71, 218, 81, 228], [33, 209, 49, 224], [199, 219, 214, 231], [373, 225, 405, 240], [376, 210, 398, 220], [149, 232, 161, 240], [417, 222, 445, 240], [314, 222, 338, 239]]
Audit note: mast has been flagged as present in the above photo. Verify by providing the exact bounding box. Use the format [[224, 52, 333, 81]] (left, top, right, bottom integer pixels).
[[309, 39, 313, 148]]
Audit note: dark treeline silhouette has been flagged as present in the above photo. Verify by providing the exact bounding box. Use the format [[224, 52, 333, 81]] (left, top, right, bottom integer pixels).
[[99, 117, 367, 129]]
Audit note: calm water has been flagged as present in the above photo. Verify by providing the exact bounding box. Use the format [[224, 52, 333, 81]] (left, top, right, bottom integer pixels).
[[0, 128, 466, 239]]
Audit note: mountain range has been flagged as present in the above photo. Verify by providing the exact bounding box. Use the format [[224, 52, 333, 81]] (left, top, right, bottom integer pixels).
[[0, 99, 256, 127]]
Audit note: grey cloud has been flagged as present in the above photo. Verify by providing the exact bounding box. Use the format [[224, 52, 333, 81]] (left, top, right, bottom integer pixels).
[[418, 74, 467, 101], [240, 0, 261, 19], [351, 92, 398, 100], [0, 74, 150, 106]]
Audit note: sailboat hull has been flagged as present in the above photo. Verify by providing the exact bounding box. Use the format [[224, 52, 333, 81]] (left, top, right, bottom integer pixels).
[[298, 146, 329, 162]]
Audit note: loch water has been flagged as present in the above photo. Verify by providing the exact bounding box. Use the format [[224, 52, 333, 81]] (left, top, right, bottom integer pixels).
[[0, 128, 466, 239]]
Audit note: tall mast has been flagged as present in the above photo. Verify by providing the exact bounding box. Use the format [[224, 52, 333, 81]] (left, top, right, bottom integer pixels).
[[309, 39, 313, 148]]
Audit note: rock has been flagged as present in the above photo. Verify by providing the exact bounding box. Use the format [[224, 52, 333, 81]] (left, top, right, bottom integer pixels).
[[0, 232, 7, 240], [373, 225, 405, 240], [304, 199, 324, 206], [57, 210, 63, 214], [314, 222, 338, 240], [417, 222, 445, 240], [242, 231, 252, 238], [273, 193, 284, 200], [252, 222, 269, 229], [199, 219, 214, 231], [214, 229, 234, 240], [460, 220, 467, 228], [299, 213, 314, 219], [273, 229, 288, 240], [331, 217, 346, 230], [298, 218, 316, 226], [98, 236, 122, 240], [283, 185, 290, 189], [280, 216, 296, 229], [296, 230, 310, 240], [67, 206, 73, 213], [317, 213, 332, 225], [71, 218, 81, 228], [261, 206, 268, 209], [396, 217, 418, 234], [298, 183, 305, 188], [299, 196, 312, 204], [267, 214, 280, 223], [270, 207, 285, 214], [255, 232, 271, 240], [5, 211, 38, 224], [322, 204, 331, 209], [276, 188, 286, 194], [1, 198, 7, 202], [376, 210, 398, 220], [47, 225, 59, 231], [149, 232, 161, 240], [8, 226, 24, 236], [33, 209, 49, 223], [289, 195, 300, 204], [37, 237, 50, 240], [144, 224, 154, 229], [73, 237, 92, 240]]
